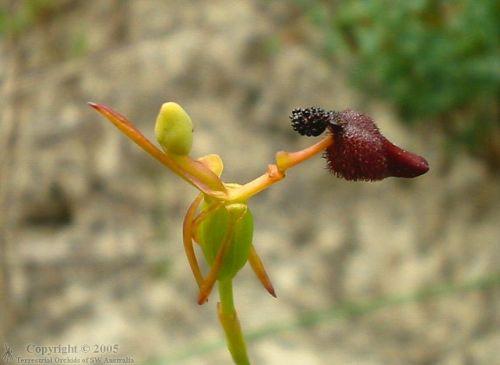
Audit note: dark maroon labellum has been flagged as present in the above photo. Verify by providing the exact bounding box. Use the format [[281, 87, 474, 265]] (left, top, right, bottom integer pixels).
[[383, 138, 430, 178], [324, 109, 429, 181]]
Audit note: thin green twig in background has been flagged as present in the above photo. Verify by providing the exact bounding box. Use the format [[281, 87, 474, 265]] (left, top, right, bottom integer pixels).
[[153, 272, 500, 364]]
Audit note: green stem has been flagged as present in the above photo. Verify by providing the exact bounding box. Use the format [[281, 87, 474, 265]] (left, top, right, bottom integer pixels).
[[218, 279, 251, 365]]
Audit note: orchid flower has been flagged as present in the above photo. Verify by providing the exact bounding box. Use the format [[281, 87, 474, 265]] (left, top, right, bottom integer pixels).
[[89, 101, 428, 365]]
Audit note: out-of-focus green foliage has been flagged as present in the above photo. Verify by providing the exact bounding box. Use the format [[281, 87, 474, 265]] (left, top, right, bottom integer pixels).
[[0, 0, 57, 36], [301, 0, 500, 168]]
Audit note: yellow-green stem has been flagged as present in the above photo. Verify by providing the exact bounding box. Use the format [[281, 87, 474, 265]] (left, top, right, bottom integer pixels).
[[218, 279, 251, 365]]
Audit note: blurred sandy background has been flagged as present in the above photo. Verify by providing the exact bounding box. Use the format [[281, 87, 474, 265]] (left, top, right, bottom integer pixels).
[[0, 1, 499, 364]]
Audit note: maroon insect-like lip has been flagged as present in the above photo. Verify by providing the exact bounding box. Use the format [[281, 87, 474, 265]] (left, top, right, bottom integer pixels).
[[324, 109, 429, 181], [289, 107, 429, 181]]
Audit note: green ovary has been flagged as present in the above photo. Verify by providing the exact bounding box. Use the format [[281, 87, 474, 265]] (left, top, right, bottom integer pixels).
[[198, 204, 253, 281]]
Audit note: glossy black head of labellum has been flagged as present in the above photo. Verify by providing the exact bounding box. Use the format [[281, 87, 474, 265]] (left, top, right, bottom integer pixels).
[[290, 107, 339, 137], [324, 109, 429, 181]]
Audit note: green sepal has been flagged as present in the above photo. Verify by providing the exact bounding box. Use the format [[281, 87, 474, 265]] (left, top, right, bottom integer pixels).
[[198, 203, 253, 280]]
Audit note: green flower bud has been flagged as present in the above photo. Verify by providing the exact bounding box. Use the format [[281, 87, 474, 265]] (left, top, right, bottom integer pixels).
[[198, 203, 253, 281], [155, 102, 193, 155]]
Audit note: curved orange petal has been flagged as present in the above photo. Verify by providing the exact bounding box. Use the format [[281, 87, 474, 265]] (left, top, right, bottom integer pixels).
[[183, 194, 204, 288]]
